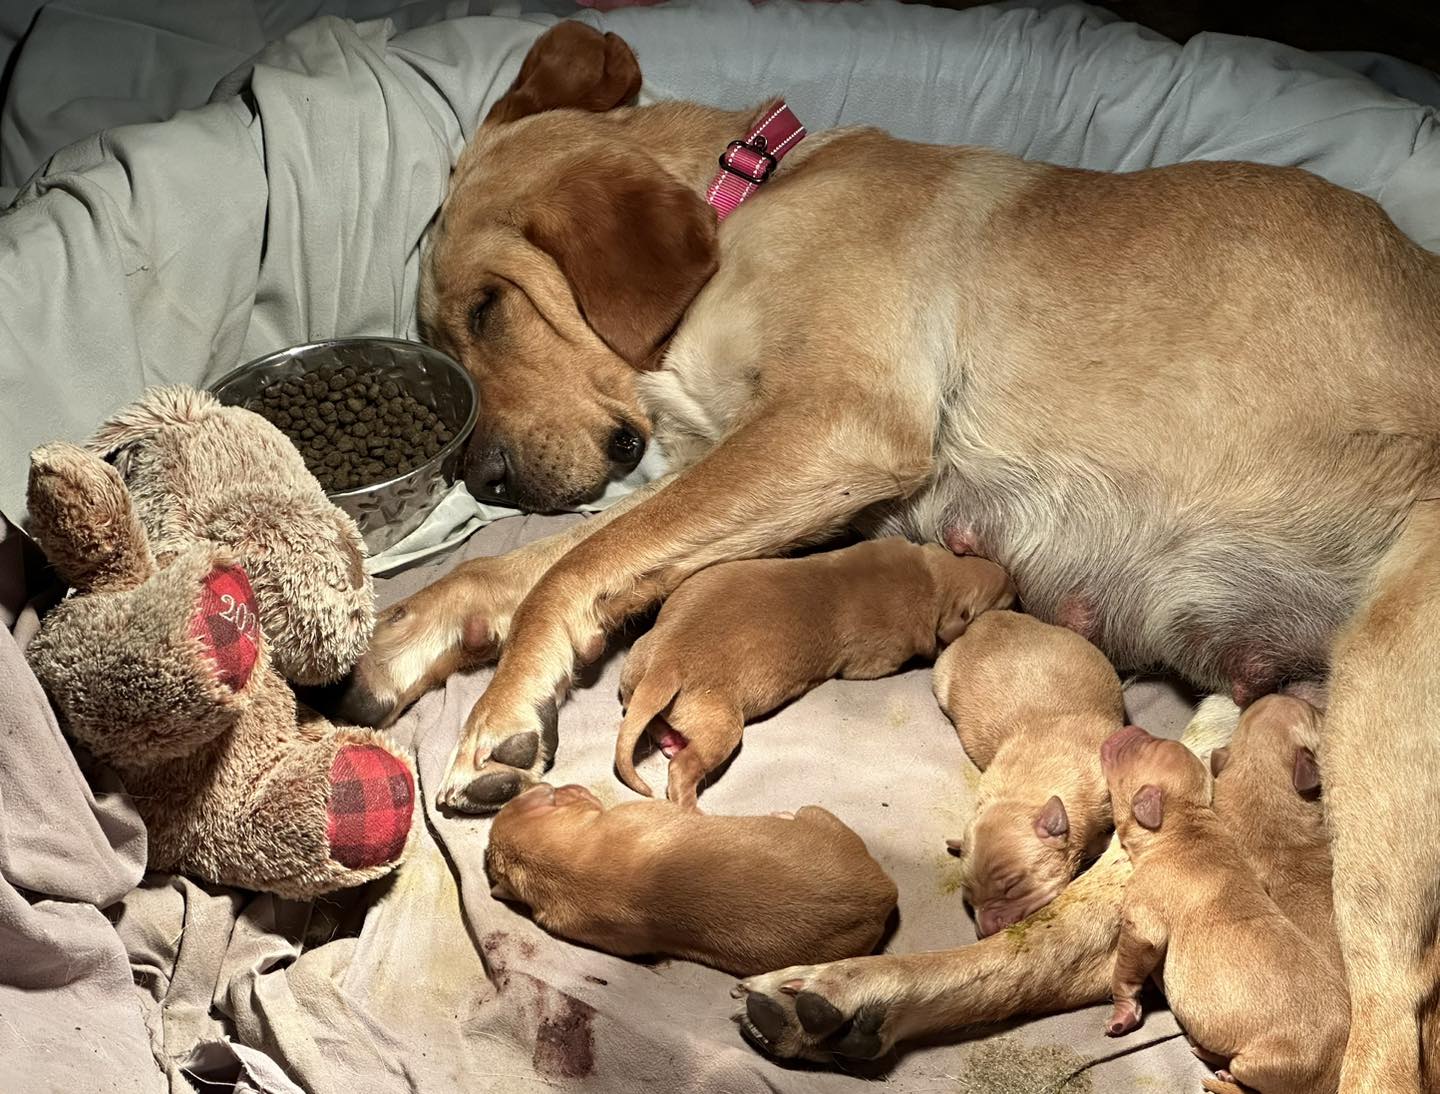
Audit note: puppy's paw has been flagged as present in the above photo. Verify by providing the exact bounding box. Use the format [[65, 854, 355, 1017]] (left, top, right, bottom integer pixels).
[[733, 962, 895, 1063], [1105, 998, 1143, 1037]]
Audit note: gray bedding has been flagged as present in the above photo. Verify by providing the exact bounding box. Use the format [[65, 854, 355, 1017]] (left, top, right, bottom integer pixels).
[[3, 2, 1439, 1092]]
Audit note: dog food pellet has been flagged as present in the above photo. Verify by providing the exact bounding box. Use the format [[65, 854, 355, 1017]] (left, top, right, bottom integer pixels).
[[245, 367, 453, 493]]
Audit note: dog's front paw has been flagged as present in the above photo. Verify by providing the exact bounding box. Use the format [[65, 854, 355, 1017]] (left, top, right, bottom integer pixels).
[[733, 961, 897, 1063], [437, 691, 559, 814]]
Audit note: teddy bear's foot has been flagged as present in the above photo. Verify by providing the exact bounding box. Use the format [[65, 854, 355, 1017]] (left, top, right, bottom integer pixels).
[[192, 732, 417, 900], [325, 743, 416, 869]]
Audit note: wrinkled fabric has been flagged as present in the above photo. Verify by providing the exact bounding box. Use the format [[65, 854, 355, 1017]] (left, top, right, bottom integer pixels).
[[0, 518, 157, 1091]]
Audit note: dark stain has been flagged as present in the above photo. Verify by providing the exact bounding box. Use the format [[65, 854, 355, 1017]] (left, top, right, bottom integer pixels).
[[519, 938, 537, 960], [584, 975, 608, 987], [481, 930, 512, 990], [532, 994, 596, 1079]]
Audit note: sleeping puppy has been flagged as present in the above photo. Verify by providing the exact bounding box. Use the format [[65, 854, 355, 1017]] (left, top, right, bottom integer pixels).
[[1210, 693, 1341, 971], [1101, 725, 1348, 1094], [485, 784, 898, 977], [614, 538, 1014, 809], [934, 611, 1125, 937]]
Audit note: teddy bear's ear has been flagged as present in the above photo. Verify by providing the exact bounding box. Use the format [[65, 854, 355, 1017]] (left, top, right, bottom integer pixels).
[[27, 443, 155, 593], [88, 386, 218, 460]]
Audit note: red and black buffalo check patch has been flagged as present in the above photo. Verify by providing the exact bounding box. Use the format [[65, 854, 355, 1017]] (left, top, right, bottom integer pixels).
[[326, 745, 414, 869], [188, 565, 261, 690]]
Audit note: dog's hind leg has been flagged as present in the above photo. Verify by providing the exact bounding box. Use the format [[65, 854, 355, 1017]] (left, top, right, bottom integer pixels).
[[436, 399, 933, 812], [733, 838, 1129, 1062], [1326, 499, 1440, 1094]]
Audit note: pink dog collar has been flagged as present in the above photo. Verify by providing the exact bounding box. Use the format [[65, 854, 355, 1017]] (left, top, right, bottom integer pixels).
[[704, 101, 807, 221]]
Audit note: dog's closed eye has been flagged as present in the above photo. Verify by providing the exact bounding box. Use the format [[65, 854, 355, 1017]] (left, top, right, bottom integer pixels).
[[469, 291, 495, 338]]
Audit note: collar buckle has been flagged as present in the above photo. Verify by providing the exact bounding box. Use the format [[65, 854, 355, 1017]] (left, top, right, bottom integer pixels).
[[718, 139, 778, 185]]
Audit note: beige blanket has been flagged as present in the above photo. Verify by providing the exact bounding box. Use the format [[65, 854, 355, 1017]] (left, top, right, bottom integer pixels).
[[27, 512, 1209, 1094]]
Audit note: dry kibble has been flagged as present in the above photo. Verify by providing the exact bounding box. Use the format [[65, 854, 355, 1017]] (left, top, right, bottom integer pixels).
[[246, 367, 454, 493]]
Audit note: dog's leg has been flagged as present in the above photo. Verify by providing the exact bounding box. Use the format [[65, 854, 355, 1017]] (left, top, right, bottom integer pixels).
[[1326, 500, 1440, 1094], [733, 840, 1128, 1062], [436, 405, 932, 811], [337, 477, 673, 727]]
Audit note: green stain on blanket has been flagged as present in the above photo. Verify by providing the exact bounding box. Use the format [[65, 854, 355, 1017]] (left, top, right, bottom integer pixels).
[[954, 1035, 1094, 1093]]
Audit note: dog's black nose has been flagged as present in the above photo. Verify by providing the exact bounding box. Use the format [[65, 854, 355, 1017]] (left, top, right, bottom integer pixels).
[[608, 424, 645, 470], [466, 442, 513, 502]]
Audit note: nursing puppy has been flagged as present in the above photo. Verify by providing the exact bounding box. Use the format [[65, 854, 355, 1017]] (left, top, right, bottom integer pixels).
[[934, 611, 1125, 937], [1102, 725, 1348, 1094], [485, 784, 898, 976], [614, 538, 1014, 809], [1210, 694, 1340, 970]]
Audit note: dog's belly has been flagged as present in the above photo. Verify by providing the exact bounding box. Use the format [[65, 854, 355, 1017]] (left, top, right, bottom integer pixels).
[[871, 433, 1430, 698]]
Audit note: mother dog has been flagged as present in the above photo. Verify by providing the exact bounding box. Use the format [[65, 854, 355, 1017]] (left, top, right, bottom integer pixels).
[[340, 23, 1440, 1091]]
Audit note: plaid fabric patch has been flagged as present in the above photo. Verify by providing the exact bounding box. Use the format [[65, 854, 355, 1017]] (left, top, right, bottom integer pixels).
[[326, 745, 414, 869], [188, 565, 260, 691]]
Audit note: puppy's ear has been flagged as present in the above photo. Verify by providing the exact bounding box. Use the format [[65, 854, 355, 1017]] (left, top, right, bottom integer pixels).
[[1292, 747, 1322, 799], [485, 22, 640, 126], [1033, 795, 1070, 845], [490, 877, 520, 902], [1130, 785, 1164, 831], [1209, 746, 1232, 779], [527, 155, 718, 368]]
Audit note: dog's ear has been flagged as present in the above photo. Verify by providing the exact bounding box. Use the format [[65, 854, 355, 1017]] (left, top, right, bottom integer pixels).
[[1293, 746, 1322, 799], [526, 154, 718, 368], [1033, 795, 1070, 845], [1209, 746, 1231, 779], [1130, 784, 1165, 831], [485, 22, 640, 126]]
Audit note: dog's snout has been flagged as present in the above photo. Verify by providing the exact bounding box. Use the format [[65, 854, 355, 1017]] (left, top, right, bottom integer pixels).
[[607, 424, 645, 470], [466, 441, 514, 503]]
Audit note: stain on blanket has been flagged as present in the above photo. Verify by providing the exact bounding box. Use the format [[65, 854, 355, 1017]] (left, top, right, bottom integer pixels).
[[480, 929, 597, 1079], [532, 993, 596, 1079], [937, 850, 967, 897], [886, 697, 911, 730], [955, 1036, 1094, 1094], [481, 930, 513, 990]]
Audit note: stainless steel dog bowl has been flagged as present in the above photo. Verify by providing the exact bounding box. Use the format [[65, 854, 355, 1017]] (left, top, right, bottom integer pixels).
[[209, 338, 478, 556]]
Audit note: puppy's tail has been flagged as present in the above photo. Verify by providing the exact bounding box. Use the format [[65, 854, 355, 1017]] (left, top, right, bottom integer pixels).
[[614, 672, 680, 798]]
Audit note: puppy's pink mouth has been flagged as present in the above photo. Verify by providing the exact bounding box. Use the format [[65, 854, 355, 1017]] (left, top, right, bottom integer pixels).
[[1101, 725, 1150, 771]]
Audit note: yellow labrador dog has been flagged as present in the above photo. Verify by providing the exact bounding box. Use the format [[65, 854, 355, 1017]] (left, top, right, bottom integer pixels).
[[338, 23, 1440, 1091]]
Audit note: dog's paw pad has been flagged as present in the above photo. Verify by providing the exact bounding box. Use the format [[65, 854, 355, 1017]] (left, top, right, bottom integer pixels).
[[743, 993, 792, 1048], [190, 565, 261, 690], [326, 745, 414, 868], [489, 731, 539, 769], [439, 763, 534, 814], [795, 991, 847, 1037]]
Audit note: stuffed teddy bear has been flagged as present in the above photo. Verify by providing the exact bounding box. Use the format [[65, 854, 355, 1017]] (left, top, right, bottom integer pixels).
[[25, 387, 417, 899]]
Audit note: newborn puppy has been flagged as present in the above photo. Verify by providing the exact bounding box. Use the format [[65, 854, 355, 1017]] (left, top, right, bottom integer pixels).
[[1101, 725, 1348, 1094], [485, 784, 899, 977], [615, 538, 1014, 809], [1210, 693, 1340, 970], [934, 611, 1125, 937]]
